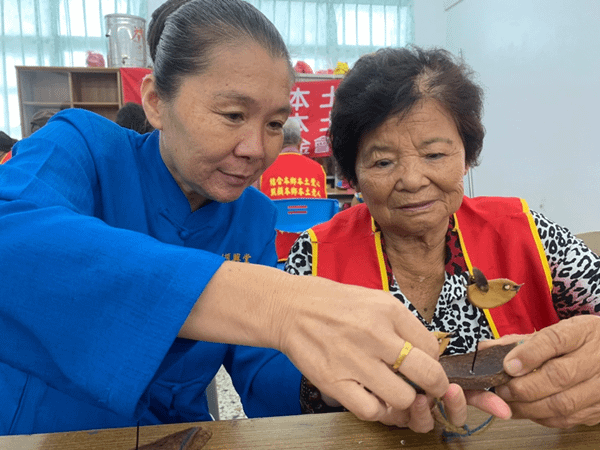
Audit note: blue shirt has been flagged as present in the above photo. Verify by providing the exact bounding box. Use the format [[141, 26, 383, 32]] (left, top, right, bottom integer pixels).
[[0, 109, 301, 435]]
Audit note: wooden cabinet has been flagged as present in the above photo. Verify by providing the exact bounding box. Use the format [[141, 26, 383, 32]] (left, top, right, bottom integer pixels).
[[16, 66, 123, 138]]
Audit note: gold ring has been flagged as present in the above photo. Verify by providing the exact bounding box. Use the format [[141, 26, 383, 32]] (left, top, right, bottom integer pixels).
[[392, 341, 413, 371]]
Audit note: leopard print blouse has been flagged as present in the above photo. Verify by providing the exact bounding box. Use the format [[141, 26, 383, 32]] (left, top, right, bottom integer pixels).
[[284, 210, 600, 355]]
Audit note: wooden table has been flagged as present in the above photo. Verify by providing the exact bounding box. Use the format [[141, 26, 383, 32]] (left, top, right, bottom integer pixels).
[[2, 409, 600, 449]]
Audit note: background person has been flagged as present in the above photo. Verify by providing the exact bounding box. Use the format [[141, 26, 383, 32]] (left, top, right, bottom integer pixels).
[[285, 46, 600, 429], [0, 2, 470, 435], [257, 117, 329, 261], [0, 131, 17, 164], [258, 117, 327, 200], [116, 101, 155, 134]]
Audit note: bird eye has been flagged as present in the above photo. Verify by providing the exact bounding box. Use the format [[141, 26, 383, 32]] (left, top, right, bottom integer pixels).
[[503, 284, 511, 290]]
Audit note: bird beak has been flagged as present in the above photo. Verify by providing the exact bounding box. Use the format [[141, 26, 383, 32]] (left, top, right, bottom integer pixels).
[[513, 284, 523, 292]]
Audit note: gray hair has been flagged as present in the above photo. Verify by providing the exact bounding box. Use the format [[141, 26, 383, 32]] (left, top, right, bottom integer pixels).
[[282, 117, 302, 147]]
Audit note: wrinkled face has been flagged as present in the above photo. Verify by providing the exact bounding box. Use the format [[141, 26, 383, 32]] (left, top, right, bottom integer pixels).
[[355, 99, 468, 237], [149, 42, 292, 210]]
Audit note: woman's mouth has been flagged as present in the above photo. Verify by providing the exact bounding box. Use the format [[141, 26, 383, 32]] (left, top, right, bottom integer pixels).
[[220, 170, 252, 187], [399, 200, 435, 211]]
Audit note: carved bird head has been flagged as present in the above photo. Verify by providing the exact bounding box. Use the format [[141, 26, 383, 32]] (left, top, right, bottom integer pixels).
[[467, 267, 523, 309], [433, 330, 456, 355]]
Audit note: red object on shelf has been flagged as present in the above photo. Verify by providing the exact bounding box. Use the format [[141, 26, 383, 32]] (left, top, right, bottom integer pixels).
[[86, 51, 105, 67], [294, 61, 313, 74]]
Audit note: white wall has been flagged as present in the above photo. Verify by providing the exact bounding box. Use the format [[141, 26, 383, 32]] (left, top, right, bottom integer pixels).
[[147, 0, 164, 23], [414, 0, 600, 234]]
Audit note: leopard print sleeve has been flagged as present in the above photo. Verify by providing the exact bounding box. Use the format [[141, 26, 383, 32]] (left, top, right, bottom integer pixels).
[[531, 210, 600, 318], [284, 231, 313, 276]]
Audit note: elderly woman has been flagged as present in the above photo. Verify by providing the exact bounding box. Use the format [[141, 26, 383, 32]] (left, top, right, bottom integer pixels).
[[0, 2, 467, 434], [286, 46, 600, 429]]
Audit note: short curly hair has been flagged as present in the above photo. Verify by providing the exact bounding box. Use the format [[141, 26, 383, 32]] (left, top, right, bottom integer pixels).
[[329, 46, 485, 185]]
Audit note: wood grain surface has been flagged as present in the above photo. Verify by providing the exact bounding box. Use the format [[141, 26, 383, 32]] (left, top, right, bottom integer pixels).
[[2, 408, 599, 450]]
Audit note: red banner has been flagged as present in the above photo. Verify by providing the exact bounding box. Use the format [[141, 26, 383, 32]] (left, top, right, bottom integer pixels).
[[120, 68, 152, 104], [289, 79, 341, 158]]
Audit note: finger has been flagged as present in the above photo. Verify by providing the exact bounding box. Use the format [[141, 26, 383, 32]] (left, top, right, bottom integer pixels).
[[406, 394, 435, 433], [497, 350, 597, 403], [377, 402, 411, 427], [392, 314, 440, 360], [503, 317, 599, 377], [464, 389, 512, 420], [440, 384, 468, 427], [394, 345, 449, 400], [331, 379, 391, 422], [503, 376, 600, 422]]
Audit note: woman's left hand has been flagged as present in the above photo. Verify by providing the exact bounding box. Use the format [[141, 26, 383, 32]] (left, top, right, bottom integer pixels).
[[482, 315, 600, 428]]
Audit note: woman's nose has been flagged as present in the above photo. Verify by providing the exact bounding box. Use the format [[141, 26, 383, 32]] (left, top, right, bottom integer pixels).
[[235, 128, 265, 160], [395, 159, 429, 192]]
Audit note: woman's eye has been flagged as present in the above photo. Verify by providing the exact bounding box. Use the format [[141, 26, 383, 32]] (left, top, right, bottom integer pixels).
[[268, 121, 284, 130], [224, 113, 244, 122], [374, 160, 392, 168], [426, 153, 444, 160]]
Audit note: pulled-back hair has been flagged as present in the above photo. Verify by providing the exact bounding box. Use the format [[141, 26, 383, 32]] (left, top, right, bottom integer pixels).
[[147, 0, 293, 101], [329, 46, 485, 185]]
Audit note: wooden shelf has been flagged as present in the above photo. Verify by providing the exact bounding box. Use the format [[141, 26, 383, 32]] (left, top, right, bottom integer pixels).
[[16, 66, 123, 137]]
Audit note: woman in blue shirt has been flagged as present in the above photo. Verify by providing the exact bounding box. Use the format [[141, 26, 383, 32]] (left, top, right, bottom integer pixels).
[[0, 0, 503, 435]]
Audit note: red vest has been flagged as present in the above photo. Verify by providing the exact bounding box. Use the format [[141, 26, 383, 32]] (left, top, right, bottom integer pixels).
[[259, 152, 327, 200], [309, 197, 559, 337], [0, 150, 11, 164]]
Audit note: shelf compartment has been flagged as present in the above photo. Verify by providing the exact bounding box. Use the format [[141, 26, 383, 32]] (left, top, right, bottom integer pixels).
[[18, 70, 70, 103], [71, 72, 120, 103]]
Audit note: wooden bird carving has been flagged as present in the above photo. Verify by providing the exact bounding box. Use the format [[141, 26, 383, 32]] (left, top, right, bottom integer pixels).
[[466, 267, 523, 309], [433, 330, 454, 355]]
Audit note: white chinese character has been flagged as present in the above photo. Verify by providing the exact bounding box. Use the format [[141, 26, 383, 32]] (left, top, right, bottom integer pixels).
[[314, 136, 330, 154], [300, 138, 311, 155], [319, 85, 335, 108], [290, 113, 309, 132], [290, 87, 310, 111], [319, 115, 331, 133]]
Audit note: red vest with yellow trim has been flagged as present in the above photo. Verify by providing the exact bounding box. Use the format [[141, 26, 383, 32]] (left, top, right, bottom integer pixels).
[[0, 150, 11, 164], [308, 196, 559, 337], [259, 152, 327, 200]]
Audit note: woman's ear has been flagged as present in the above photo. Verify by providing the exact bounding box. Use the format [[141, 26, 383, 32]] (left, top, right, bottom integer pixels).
[[464, 164, 470, 176], [141, 75, 164, 130]]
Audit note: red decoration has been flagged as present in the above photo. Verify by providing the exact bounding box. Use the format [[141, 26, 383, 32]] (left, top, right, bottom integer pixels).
[[120, 68, 152, 104], [86, 51, 105, 68], [294, 61, 313, 74], [289, 79, 341, 158]]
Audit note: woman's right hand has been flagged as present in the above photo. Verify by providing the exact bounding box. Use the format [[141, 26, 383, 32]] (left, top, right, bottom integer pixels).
[[181, 262, 454, 427], [270, 271, 452, 426]]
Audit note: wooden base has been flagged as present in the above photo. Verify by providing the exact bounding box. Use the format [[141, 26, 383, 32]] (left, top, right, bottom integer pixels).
[[439, 343, 518, 390]]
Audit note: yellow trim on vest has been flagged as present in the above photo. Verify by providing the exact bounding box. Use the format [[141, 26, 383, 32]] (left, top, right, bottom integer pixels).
[[453, 213, 500, 339], [370, 215, 389, 291], [307, 228, 319, 277], [373, 231, 390, 292], [520, 198, 553, 293]]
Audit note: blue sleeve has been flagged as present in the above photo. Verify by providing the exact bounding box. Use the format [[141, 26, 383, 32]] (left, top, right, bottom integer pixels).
[[225, 345, 302, 417], [224, 202, 302, 417], [0, 111, 225, 419]]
